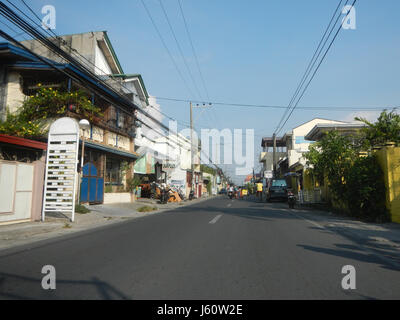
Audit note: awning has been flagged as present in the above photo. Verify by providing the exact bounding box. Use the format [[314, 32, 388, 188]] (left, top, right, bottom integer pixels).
[[84, 141, 139, 160], [0, 134, 47, 150], [136, 146, 175, 164], [134, 152, 155, 174], [284, 172, 301, 177]]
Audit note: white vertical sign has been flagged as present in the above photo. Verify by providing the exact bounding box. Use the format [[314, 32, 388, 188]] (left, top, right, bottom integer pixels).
[[42, 118, 79, 222]]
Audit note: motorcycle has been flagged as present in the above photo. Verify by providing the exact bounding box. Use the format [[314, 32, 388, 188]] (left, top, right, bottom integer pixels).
[[189, 190, 195, 201], [228, 191, 234, 199], [288, 191, 296, 209], [150, 182, 159, 200], [159, 187, 168, 204]]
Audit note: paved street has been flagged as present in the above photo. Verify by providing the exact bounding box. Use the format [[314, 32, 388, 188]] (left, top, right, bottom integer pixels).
[[0, 197, 399, 300]]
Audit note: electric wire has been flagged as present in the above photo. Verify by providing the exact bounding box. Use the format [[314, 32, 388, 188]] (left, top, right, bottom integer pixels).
[[276, 0, 358, 135]]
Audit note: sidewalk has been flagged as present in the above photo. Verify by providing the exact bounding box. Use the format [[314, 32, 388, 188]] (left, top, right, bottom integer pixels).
[[0, 196, 217, 252]]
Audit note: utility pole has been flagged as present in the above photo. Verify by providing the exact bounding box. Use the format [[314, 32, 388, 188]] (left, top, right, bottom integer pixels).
[[190, 102, 195, 195], [189, 102, 213, 196], [273, 133, 277, 179]]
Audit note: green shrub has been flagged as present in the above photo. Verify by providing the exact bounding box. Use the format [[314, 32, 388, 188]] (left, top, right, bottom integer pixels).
[[345, 156, 390, 222], [75, 204, 91, 214], [137, 206, 158, 213], [0, 87, 102, 138], [305, 130, 389, 222]]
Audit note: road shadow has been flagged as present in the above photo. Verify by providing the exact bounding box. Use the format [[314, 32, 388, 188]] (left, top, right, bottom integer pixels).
[[297, 244, 400, 272], [0, 272, 130, 300]]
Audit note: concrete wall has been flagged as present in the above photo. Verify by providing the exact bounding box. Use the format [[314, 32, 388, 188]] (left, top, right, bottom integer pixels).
[[31, 155, 46, 221], [0, 66, 7, 120], [22, 31, 119, 75], [0, 159, 44, 225], [21, 32, 114, 75], [376, 146, 400, 223], [92, 126, 104, 143], [260, 152, 286, 172], [118, 135, 130, 151], [95, 42, 113, 75], [5, 71, 25, 114], [104, 192, 131, 204], [107, 132, 117, 147]]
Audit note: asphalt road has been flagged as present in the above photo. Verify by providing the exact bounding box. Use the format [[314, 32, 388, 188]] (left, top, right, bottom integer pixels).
[[0, 197, 399, 300]]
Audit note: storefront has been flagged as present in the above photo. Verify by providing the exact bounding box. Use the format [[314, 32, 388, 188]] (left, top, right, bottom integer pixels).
[[82, 141, 138, 204]]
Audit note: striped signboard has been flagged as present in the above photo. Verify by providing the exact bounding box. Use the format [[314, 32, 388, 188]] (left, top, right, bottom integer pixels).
[[42, 118, 79, 222]]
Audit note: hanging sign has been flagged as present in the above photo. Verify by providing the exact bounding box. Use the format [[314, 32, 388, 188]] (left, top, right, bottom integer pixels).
[[162, 161, 177, 173]]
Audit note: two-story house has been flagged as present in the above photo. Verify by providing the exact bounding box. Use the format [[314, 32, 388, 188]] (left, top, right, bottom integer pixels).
[[0, 31, 147, 205]]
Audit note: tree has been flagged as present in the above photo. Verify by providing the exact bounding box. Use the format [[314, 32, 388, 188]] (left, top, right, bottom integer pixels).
[[345, 156, 388, 221], [304, 130, 388, 221], [356, 109, 400, 148], [200, 164, 216, 176], [305, 131, 356, 203]]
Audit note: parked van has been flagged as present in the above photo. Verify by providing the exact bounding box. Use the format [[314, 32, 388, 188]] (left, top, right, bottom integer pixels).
[[267, 179, 288, 202]]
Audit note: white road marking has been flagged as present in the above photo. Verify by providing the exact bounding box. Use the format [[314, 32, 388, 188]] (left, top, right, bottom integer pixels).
[[289, 211, 324, 229], [227, 204, 232, 207], [209, 215, 223, 225]]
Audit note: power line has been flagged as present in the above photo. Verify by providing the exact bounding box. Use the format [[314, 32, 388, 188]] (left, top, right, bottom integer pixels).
[[276, 0, 358, 135], [177, 0, 210, 101], [140, 0, 195, 99], [154, 96, 390, 111], [0, 18, 26, 38], [0, 2, 181, 147], [0, 1, 229, 175], [12, 0, 177, 131], [1, 2, 186, 134], [158, 0, 202, 100], [2, 1, 199, 157], [275, 0, 346, 133]]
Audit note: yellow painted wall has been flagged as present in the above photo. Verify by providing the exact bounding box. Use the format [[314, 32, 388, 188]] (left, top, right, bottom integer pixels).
[[303, 170, 314, 191], [303, 171, 331, 204], [375, 146, 400, 223]]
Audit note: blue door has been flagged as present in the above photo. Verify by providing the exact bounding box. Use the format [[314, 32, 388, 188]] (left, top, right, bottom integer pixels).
[[80, 163, 104, 204]]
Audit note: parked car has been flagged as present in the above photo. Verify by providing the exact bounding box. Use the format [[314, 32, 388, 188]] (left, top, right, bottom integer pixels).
[[267, 179, 288, 202]]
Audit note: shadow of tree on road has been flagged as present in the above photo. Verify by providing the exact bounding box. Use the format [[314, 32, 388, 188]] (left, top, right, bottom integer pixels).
[[297, 244, 400, 272], [0, 272, 130, 300]]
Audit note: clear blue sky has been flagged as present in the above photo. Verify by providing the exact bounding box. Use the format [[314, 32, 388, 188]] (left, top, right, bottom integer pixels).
[[7, 0, 400, 182]]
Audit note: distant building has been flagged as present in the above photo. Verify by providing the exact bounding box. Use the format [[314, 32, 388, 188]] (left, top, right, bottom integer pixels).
[[305, 122, 366, 142], [279, 118, 348, 175], [259, 118, 353, 194], [260, 137, 286, 177]]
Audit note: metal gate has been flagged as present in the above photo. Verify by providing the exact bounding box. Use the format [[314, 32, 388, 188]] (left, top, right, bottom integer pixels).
[[80, 163, 104, 204]]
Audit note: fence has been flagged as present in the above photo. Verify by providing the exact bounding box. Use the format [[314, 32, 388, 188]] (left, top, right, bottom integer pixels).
[[298, 189, 322, 205]]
